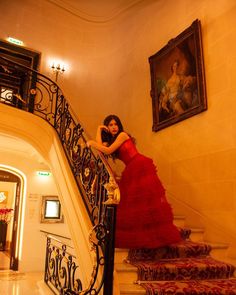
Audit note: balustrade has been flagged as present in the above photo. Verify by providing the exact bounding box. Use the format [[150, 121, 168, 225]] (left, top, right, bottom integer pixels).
[[0, 55, 119, 294]]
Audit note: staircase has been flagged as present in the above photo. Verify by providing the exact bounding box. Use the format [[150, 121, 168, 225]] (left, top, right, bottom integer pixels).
[[1, 55, 236, 295], [114, 216, 236, 294]]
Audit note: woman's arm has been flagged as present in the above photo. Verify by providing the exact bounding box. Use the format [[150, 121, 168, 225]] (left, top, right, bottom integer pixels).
[[87, 132, 129, 155], [96, 125, 109, 144]]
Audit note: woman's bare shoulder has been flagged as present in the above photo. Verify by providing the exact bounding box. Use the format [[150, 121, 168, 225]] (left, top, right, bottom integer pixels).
[[118, 132, 130, 140]]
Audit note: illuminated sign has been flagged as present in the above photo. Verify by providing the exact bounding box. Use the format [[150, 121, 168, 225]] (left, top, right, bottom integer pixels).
[[7, 37, 24, 46], [36, 171, 52, 177]]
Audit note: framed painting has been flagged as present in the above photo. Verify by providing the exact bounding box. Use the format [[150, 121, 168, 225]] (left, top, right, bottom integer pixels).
[[149, 19, 207, 132], [40, 195, 64, 223]]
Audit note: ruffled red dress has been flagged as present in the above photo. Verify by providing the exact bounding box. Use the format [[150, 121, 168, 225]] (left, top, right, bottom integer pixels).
[[115, 138, 181, 248]]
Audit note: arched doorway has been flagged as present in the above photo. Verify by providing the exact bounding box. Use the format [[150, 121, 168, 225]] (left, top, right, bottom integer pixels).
[[0, 167, 26, 270]]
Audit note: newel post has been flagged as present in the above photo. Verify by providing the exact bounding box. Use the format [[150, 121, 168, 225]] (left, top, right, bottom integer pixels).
[[103, 176, 120, 295]]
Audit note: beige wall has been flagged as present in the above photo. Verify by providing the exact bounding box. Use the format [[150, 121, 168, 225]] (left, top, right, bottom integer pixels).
[[0, 0, 236, 247], [0, 147, 71, 272], [112, 0, 236, 248], [0, 105, 95, 282], [108, 0, 236, 245]]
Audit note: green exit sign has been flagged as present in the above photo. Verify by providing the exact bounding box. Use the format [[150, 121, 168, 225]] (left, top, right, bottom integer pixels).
[[37, 171, 52, 177], [7, 37, 23, 46]]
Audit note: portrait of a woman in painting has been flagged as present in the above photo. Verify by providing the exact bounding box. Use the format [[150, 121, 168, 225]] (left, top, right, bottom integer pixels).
[[149, 19, 207, 131]]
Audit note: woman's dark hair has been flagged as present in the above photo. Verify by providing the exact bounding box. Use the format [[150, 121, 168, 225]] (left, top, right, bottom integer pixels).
[[103, 115, 124, 143], [102, 114, 135, 159]]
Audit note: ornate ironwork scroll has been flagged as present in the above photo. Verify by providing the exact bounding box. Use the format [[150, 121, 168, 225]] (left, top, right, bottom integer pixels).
[[0, 55, 119, 295], [45, 237, 82, 295]]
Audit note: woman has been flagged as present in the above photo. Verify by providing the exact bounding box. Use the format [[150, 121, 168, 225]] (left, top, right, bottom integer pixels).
[[87, 115, 181, 248], [161, 60, 185, 115]]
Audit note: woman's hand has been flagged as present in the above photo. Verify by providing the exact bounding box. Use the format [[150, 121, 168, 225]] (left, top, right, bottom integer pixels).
[[86, 140, 95, 148], [87, 132, 129, 155], [98, 125, 109, 132], [96, 125, 109, 144]]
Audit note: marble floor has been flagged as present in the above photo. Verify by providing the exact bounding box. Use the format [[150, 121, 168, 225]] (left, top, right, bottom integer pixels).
[[0, 251, 52, 295]]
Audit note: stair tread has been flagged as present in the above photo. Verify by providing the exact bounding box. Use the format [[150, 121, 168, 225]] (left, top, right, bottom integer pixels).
[[136, 278, 236, 283], [189, 227, 204, 233], [138, 278, 236, 294], [130, 256, 235, 281], [173, 215, 185, 219], [131, 256, 234, 268], [116, 248, 129, 252], [116, 224, 234, 293], [119, 283, 146, 294], [127, 240, 212, 261], [116, 256, 235, 277], [205, 241, 229, 249], [116, 262, 137, 272]]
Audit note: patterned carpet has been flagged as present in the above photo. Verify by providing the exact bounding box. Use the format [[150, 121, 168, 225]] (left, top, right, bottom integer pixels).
[[127, 228, 236, 294]]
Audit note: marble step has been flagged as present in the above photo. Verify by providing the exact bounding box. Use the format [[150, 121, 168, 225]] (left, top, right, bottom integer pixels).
[[119, 283, 145, 295], [178, 227, 204, 241], [116, 262, 138, 284], [188, 227, 205, 242], [173, 215, 186, 228], [115, 248, 129, 264], [207, 241, 229, 260]]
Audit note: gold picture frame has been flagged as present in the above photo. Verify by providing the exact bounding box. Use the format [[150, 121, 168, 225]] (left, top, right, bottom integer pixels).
[[149, 19, 207, 131]]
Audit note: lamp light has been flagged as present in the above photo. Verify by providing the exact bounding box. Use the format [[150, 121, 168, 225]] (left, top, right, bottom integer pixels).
[[51, 62, 65, 82]]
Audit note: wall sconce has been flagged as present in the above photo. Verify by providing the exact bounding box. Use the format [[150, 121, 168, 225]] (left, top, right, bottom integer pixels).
[[51, 63, 65, 82]]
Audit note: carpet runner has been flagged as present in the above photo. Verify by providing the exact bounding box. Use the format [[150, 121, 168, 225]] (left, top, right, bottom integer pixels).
[[127, 228, 236, 294]]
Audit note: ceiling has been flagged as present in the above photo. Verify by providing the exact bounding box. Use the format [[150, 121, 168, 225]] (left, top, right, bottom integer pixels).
[[0, 133, 46, 165], [46, 0, 146, 22]]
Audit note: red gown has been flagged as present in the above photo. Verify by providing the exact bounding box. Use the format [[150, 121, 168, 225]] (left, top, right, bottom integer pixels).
[[115, 138, 181, 248]]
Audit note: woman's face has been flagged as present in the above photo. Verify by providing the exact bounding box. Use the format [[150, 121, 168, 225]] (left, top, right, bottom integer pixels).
[[107, 119, 119, 136], [172, 61, 178, 73]]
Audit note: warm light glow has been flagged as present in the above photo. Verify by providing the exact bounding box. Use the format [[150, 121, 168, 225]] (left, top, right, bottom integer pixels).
[[7, 37, 24, 46], [51, 62, 65, 72], [13, 284, 19, 295], [45, 200, 60, 218], [37, 171, 52, 177], [48, 58, 68, 82], [49, 59, 68, 72], [0, 191, 6, 203], [0, 164, 27, 261]]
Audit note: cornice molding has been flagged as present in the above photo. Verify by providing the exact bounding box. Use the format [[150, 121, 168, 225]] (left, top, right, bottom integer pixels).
[[46, 0, 145, 23]]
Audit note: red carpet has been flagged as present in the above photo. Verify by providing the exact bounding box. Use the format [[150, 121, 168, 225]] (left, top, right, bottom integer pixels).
[[127, 228, 236, 294], [141, 279, 236, 294]]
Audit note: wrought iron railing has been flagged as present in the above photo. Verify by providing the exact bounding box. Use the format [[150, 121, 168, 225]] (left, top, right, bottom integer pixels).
[[40, 232, 80, 294], [0, 55, 120, 294]]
